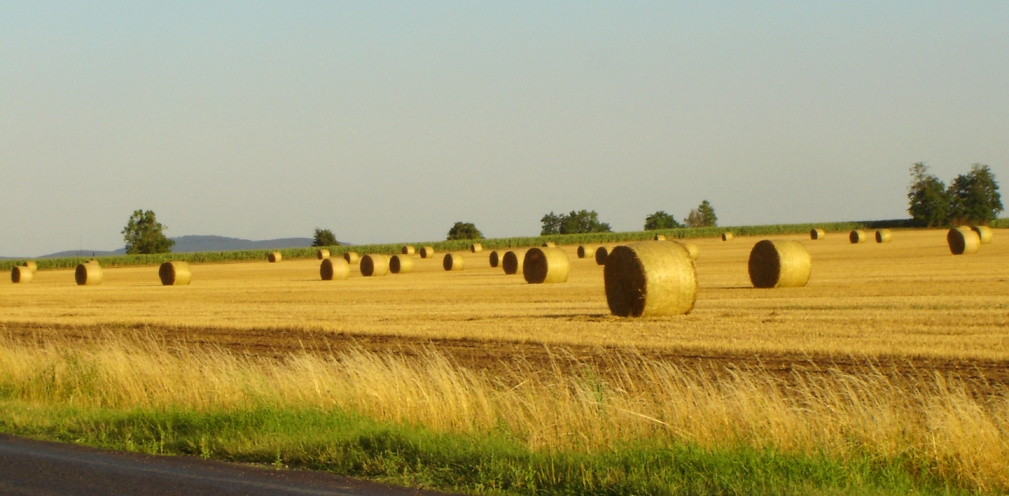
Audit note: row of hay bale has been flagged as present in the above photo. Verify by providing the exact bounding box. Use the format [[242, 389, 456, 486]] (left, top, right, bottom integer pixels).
[[11, 260, 192, 286], [811, 226, 994, 254]]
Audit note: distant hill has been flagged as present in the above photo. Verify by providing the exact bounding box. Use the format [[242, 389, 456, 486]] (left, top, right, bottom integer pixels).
[[40, 235, 316, 258]]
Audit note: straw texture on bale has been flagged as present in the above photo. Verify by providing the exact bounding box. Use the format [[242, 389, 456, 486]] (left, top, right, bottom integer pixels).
[[542, 241, 556, 248], [721, 232, 733, 241], [470, 243, 483, 253], [502, 250, 525, 275], [810, 228, 826, 240], [21, 261, 37, 272], [604, 241, 697, 317], [748, 240, 811, 288], [158, 261, 192, 286], [443, 253, 464, 271], [320, 258, 350, 280], [653, 234, 666, 241], [488, 251, 501, 267], [389, 254, 414, 274], [594, 246, 609, 265], [401, 245, 416, 255], [343, 252, 360, 264], [316, 249, 330, 260], [75, 262, 103, 286], [419, 246, 435, 259], [267, 251, 282, 263], [523, 247, 570, 284], [11, 266, 33, 284], [849, 230, 868, 244], [875, 229, 892, 244], [678, 242, 699, 261], [360, 254, 390, 277], [971, 226, 994, 244], [948, 227, 981, 255]]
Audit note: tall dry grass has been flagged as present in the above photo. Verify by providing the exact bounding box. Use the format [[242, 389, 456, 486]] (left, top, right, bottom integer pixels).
[[0, 331, 1006, 491]]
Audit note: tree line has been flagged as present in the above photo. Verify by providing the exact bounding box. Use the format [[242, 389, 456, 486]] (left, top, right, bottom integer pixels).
[[907, 163, 1002, 227]]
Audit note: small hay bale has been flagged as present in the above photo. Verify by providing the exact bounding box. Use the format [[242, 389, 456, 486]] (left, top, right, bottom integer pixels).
[[678, 242, 699, 261], [488, 251, 501, 267], [343, 251, 360, 264], [542, 241, 556, 248], [401, 245, 416, 255], [948, 227, 981, 255], [443, 253, 464, 271], [502, 250, 525, 275], [577, 245, 591, 259], [604, 241, 697, 317], [523, 247, 570, 284], [971, 226, 994, 244], [390, 254, 414, 274], [419, 246, 436, 259], [11, 266, 33, 284], [159, 261, 192, 286], [849, 230, 869, 244], [320, 258, 350, 280], [21, 261, 38, 272], [316, 249, 330, 260], [875, 229, 892, 244], [653, 234, 666, 241], [361, 254, 390, 277], [721, 232, 734, 241], [267, 251, 282, 263], [594, 246, 609, 265], [75, 262, 103, 286], [748, 240, 811, 288], [810, 228, 825, 240], [470, 243, 483, 253]]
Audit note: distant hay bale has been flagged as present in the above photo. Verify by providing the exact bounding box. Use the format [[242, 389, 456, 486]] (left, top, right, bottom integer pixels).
[[420, 246, 435, 259], [721, 232, 734, 241], [316, 249, 330, 260], [875, 229, 892, 244], [594, 246, 609, 265], [21, 261, 37, 272], [360, 254, 390, 276], [11, 266, 33, 284], [159, 261, 192, 286], [488, 251, 501, 267], [971, 226, 994, 244], [267, 251, 282, 263], [320, 258, 350, 280], [390, 254, 414, 274], [401, 245, 416, 255], [470, 243, 483, 253], [948, 227, 981, 255], [542, 241, 556, 248], [748, 240, 811, 288], [75, 262, 103, 286], [653, 234, 666, 241], [343, 251, 360, 264], [443, 253, 464, 271], [678, 242, 699, 261], [849, 230, 869, 244], [523, 247, 570, 284], [502, 250, 525, 275], [810, 228, 825, 240], [577, 245, 591, 259], [604, 241, 697, 317]]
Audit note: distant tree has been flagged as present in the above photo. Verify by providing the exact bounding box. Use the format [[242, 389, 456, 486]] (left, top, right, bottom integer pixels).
[[541, 210, 612, 235], [312, 228, 339, 247], [644, 210, 683, 230], [122, 209, 174, 254], [684, 200, 717, 227], [907, 162, 951, 227], [447, 221, 484, 240], [540, 212, 564, 235], [947, 164, 1003, 225]]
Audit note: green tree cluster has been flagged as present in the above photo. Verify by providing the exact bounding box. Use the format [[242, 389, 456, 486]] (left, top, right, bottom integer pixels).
[[908, 163, 1002, 226], [683, 200, 717, 228], [312, 228, 339, 247], [447, 222, 484, 240], [643, 211, 683, 230], [540, 210, 612, 235], [122, 209, 174, 254]]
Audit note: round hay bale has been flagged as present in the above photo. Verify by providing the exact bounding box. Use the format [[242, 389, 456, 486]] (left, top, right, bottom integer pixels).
[[594, 246, 609, 265], [502, 250, 525, 275], [810, 228, 825, 240], [653, 234, 666, 241], [419, 246, 436, 259], [721, 232, 734, 241], [470, 243, 483, 253], [11, 266, 33, 284], [75, 262, 103, 286], [542, 241, 556, 248], [360, 254, 390, 277], [401, 245, 416, 255], [875, 229, 892, 244], [971, 226, 994, 244], [390, 254, 414, 274], [488, 251, 501, 267], [343, 251, 360, 264], [267, 251, 282, 263], [849, 230, 869, 244], [523, 247, 570, 284], [316, 249, 330, 260], [748, 240, 811, 288], [443, 253, 464, 271], [320, 258, 350, 280], [604, 241, 697, 317], [159, 261, 192, 286], [678, 242, 699, 261], [21, 261, 38, 272], [576, 245, 591, 259], [948, 227, 981, 255]]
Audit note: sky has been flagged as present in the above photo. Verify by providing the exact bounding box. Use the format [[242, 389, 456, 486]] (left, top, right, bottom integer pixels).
[[2, 2, 1007, 257]]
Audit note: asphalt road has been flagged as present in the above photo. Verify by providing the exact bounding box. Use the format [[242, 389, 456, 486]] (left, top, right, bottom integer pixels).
[[0, 434, 461, 496]]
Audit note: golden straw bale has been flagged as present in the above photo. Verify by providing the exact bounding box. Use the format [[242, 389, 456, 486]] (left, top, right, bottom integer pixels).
[[875, 229, 892, 244], [653, 234, 666, 241], [419, 246, 435, 259], [594, 246, 609, 265], [488, 251, 501, 268], [360, 254, 390, 277], [316, 249, 330, 260], [11, 266, 33, 284], [948, 227, 981, 255], [677, 242, 699, 261], [971, 226, 994, 244], [75, 262, 103, 286], [343, 251, 360, 264], [523, 247, 570, 284], [721, 232, 733, 241], [470, 243, 483, 253], [158, 261, 192, 286], [576, 246, 591, 259], [810, 228, 825, 240], [401, 245, 416, 255], [443, 253, 464, 271], [390, 254, 414, 274], [502, 250, 526, 275], [21, 261, 37, 272], [604, 241, 697, 317], [748, 240, 811, 288], [849, 230, 868, 244], [320, 258, 350, 280], [542, 241, 556, 248], [267, 251, 282, 263]]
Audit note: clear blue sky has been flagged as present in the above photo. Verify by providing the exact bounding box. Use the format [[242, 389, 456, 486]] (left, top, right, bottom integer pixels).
[[2, 2, 1007, 256]]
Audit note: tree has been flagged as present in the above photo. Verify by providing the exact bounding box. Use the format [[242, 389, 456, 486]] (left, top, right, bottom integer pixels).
[[312, 228, 339, 247], [684, 200, 717, 227], [947, 164, 1002, 225], [541, 210, 612, 235], [644, 211, 683, 230], [540, 212, 563, 235], [122, 209, 174, 254], [907, 162, 950, 227], [447, 221, 484, 240]]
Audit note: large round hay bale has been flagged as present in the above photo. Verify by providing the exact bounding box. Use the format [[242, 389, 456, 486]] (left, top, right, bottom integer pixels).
[[159, 261, 192, 286], [401, 245, 416, 255], [948, 227, 981, 255], [268, 251, 282, 263], [419, 246, 435, 259], [721, 232, 734, 241], [320, 258, 350, 280], [470, 243, 483, 253], [11, 266, 33, 284], [390, 254, 414, 274], [678, 242, 699, 261], [21, 261, 38, 272], [653, 234, 666, 241], [849, 230, 869, 244], [594, 246, 609, 265], [604, 241, 697, 317], [875, 229, 892, 244], [502, 250, 525, 275], [75, 262, 103, 286], [443, 253, 464, 271], [523, 247, 570, 284], [488, 251, 501, 268], [316, 249, 330, 260], [748, 240, 811, 288], [361, 254, 390, 276], [810, 228, 825, 240], [971, 226, 994, 244], [343, 251, 360, 264], [541, 241, 556, 248]]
